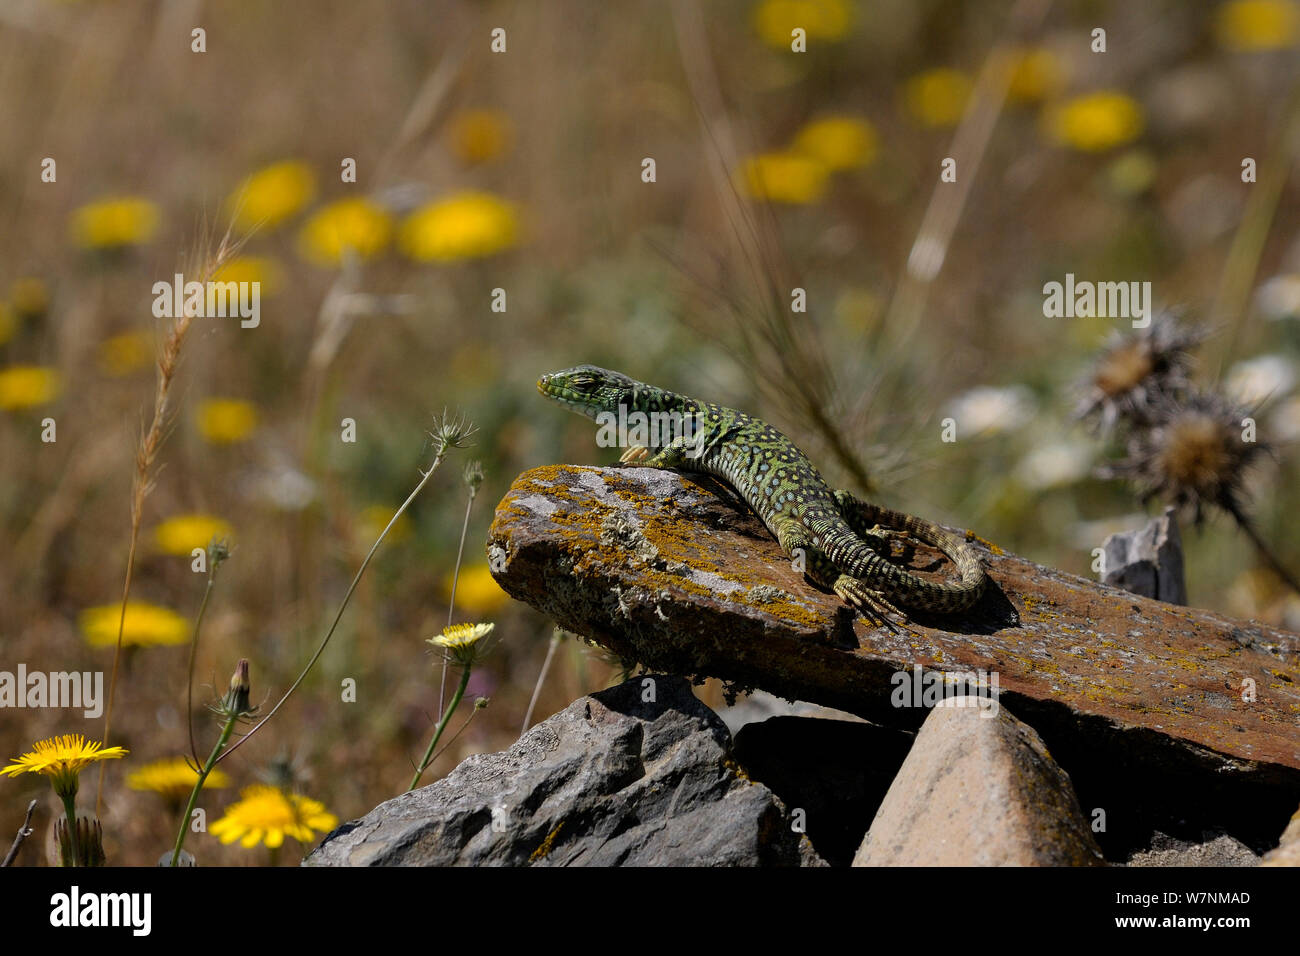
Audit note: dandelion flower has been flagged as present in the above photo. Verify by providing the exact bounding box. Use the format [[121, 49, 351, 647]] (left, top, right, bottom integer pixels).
[[152, 513, 235, 556], [1006, 47, 1065, 103], [753, 0, 852, 49], [80, 601, 189, 648], [0, 365, 61, 410], [1044, 91, 1144, 152], [10, 276, 49, 319], [399, 191, 520, 262], [447, 564, 510, 616], [227, 160, 316, 233], [127, 757, 230, 802], [1215, 0, 1299, 51], [210, 784, 338, 849], [791, 115, 878, 171], [450, 109, 513, 164], [211, 256, 284, 296], [196, 398, 259, 444], [737, 152, 830, 204], [904, 68, 973, 128], [429, 622, 495, 668], [69, 196, 160, 249], [2, 735, 128, 798], [297, 198, 393, 267]]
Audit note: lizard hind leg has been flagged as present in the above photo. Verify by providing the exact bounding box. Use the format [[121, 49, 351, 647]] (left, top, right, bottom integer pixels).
[[833, 575, 908, 631]]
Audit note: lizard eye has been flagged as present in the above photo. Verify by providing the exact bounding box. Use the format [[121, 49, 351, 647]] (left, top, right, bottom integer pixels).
[[569, 375, 595, 389]]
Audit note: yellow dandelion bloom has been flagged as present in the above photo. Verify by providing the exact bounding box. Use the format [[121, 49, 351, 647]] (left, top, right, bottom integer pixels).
[[0, 365, 61, 410], [358, 504, 411, 545], [0, 304, 15, 347], [399, 191, 520, 262], [791, 115, 878, 171], [1216, 0, 1299, 50], [904, 68, 973, 128], [753, 0, 852, 49], [738, 152, 829, 204], [80, 601, 190, 648], [227, 160, 316, 233], [210, 784, 338, 849], [1, 735, 128, 797], [10, 277, 49, 318], [69, 196, 160, 249], [211, 256, 283, 296], [1044, 90, 1144, 152], [196, 398, 259, 444], [450, 109, 513, 164], [429, 621, 495, 667], [1006, 47, 1065, 103], [98, 330, 154, 377], [152, 513, 234, 556], [297, 198, 393, 267], [446, 563, 510, 616], [127, 757, 229, 801]]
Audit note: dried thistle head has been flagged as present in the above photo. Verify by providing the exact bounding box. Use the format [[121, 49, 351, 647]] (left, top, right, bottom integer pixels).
[[1076, 314, 1206, 430], [430, 409, 477, 451], [1102, 391, 1269, 524]]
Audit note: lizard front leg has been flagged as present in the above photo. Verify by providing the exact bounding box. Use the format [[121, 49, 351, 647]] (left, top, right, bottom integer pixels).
[[621, 433, 702, 469]]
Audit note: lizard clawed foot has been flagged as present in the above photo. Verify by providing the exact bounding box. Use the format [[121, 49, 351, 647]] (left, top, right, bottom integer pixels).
[[833, 577, 909, 631], [619, 445, 651, 465]]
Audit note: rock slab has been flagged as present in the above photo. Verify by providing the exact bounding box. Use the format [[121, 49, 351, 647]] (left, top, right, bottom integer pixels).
[[306, 675, 821, 866]]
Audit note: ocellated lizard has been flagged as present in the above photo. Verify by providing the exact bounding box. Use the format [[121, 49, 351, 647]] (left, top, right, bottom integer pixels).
[[537, 365, 987, 624]]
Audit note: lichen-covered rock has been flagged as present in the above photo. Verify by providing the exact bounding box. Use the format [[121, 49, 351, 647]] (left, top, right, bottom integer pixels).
[[853, 697, 1106, 866], [487, 465, 1300, 849], [304, 675, 822, 867]]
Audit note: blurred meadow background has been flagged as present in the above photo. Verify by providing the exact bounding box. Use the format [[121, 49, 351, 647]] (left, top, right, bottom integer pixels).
[[2, 0, 1300, 864]]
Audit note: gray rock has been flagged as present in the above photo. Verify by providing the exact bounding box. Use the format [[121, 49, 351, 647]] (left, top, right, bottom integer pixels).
[[1262, 807, 1300, 866], [854, 697, 1106, 866], [1102, 507, 1187, 605], [305, 675, 823, 867], [1128, 832, 1259, 867]]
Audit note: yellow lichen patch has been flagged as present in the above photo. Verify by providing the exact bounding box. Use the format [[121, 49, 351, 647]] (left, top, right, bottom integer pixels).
[[528, 820, 564, 862]]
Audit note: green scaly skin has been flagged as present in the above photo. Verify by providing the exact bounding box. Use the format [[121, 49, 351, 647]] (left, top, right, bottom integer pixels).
[[537, 365, 987, 624]]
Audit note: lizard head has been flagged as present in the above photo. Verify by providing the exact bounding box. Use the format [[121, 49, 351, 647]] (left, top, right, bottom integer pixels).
[[537, 365, 640, 420]]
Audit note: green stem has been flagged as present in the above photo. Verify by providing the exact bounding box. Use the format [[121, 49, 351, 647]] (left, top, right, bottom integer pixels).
[[409, 665, 471, 792], [186, 565, 219, 765], [59, 792, 80, 867], [170, 713, 236, 868]]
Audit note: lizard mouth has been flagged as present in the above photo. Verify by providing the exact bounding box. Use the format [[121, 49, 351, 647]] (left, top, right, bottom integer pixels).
[[537, 376, 603, 419]]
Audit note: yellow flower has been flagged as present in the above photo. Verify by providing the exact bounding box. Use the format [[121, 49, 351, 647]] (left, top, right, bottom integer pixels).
[[447, 563, 510, 616], [1215, 0, 1299, 50], [10, 277, 49, 319], [0, 365, 61, 410], [1006, 47, 1065, 103], [98, 330, 154, 377], [358, 504, 411, 545], [753, 0, 852, 48], [80, 601, 190, 648], [737, 152, 830, 204], [904, 68, 973, 127], [69, 196, 160, 249], [1044, 90, 1144, 152], [211, 256, 283, 296], [227, 160, 316, 233], [429, 622, 495, 667], [210, 784, 338, 849], [153, 513, 234, 556], [1, 734, 128, 798], [450, 109, 513, 164], [297, 198, 393, 266], [791, 115, 878, 171], [399, 191, 520, 262], [196, 398, 259, 444], [127, 757, 230, 802]]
